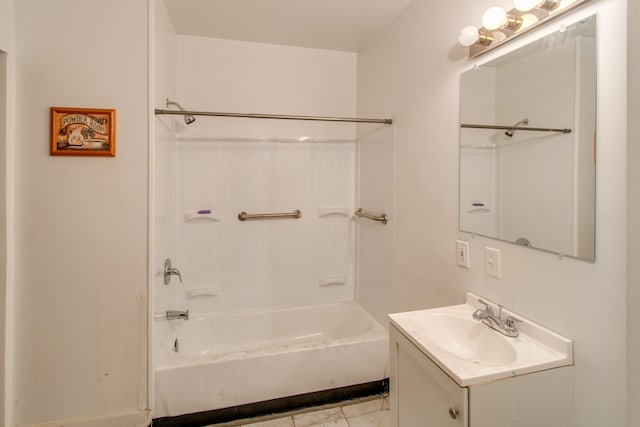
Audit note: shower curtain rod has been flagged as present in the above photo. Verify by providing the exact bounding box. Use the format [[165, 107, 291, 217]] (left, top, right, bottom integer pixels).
[[154, 108, 393, 125], [460, 123, 572, 134]]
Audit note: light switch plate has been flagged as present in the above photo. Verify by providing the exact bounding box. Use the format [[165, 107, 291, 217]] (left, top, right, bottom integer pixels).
[[456, 240, 470, 268], [485, 247, 502, 279]]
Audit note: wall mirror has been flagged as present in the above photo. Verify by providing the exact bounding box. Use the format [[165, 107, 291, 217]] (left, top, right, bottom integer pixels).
[[459, 15, 596, 261]]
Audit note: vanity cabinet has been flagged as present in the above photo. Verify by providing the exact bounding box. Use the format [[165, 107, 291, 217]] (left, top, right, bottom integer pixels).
[[389, 325, 573, 427], [390, 325, 468, 426]]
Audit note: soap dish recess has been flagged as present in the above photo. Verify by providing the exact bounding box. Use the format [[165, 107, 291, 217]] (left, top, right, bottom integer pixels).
[[317, 207, 350, 218], [185, 286, 220, 298], [184, 211, 220, 222], [318, 276, 347, 287]]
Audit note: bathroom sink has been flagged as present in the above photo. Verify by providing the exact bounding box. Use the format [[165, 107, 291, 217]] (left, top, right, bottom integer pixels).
[[422, 312, 517, 366], [389, 293, 573, 386]]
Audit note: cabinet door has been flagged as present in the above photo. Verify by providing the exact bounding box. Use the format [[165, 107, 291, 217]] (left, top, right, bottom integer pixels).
[[390, 326, 468, 427], [469, 366, 573, 427]]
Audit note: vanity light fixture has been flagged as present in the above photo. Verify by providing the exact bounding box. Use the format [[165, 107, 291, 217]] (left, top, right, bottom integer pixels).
[[513, 0, 561, 12], [458, 0, 590, 58]]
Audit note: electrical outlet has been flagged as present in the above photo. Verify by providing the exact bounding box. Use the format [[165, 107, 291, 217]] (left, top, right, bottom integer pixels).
[[485, 247, 502, 279], [456, 240, 470, 268]]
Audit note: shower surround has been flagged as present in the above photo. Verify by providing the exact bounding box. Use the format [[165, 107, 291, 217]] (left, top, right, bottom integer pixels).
[[172, 138, 358, 315], [153, 14, 392, 421]]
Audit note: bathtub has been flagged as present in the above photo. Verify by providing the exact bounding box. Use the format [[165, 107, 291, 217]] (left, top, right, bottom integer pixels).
[[153, 301, 389, 419]]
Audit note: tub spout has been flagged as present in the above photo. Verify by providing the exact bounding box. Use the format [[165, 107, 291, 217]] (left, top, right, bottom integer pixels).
[[166, 310, 189, 321]]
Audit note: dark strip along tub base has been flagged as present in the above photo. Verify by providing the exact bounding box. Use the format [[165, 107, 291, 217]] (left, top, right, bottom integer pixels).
[[151, 379, 389, 427]]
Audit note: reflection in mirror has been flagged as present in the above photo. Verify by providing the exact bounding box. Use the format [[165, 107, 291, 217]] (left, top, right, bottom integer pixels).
[[459, 15, 596, 261]]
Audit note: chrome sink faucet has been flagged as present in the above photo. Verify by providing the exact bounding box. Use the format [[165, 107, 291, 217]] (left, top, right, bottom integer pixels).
[[472, 299, 522, 337]]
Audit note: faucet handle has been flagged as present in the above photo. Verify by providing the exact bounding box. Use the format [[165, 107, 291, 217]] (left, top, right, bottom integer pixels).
[[505, 315, 522, 330], [163, 258, 183, 285], [172, 268, 183, 283], [478, 299, 494, 315]]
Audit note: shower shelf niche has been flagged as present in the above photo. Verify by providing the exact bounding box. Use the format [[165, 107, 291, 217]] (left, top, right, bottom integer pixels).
[[318, 276, 347, 287], [183, 211, 220, 223], [185, 286, 221, 298], [317, 207, 350, 217], [466, 203, 490, 213]]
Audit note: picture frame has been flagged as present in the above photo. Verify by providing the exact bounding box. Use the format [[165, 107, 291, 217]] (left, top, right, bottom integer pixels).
[[50, 107, 116, 157]]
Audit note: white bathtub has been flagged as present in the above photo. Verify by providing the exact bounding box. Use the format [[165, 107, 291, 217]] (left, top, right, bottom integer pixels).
[[153, 302, 389, 418]]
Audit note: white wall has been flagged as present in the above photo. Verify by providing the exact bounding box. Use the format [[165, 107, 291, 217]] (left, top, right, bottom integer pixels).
[[356, 124, 395, 328], [163, 37, 359, 314], [153, 0, 178, 339], [0, 0, 13, 424], [352, 32, 397, 330], [13, 1, 150, 426], [358, 1, 627, 427], [627, 0, 639, 424], [0, 50, 8, 427], [152, 0, 178, 411], [0, 0, 12, 52]]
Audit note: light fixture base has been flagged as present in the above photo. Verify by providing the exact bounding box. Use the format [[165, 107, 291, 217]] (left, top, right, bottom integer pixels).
[[478, 31, 494, 46], [540, 0, 562, 11], [504, 14, 524, 31]]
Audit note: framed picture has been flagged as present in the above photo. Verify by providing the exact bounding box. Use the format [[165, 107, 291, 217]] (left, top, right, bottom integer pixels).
[[50, 107, 116, 156]]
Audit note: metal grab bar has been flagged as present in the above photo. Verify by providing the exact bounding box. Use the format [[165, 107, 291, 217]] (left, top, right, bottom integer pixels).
[[355, 208, 388, 225], [154, 310, 189, 321], [238, 210, 302, 221]]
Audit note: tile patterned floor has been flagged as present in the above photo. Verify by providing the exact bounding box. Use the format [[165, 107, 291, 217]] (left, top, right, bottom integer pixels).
[[206, 396, 390, 427]]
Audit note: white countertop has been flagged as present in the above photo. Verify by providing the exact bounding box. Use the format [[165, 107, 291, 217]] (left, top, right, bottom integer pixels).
[[389, 293, 573, 387]]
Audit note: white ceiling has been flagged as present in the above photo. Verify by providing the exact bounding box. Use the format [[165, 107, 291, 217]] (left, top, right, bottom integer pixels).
[[164, 0, 412, 52]]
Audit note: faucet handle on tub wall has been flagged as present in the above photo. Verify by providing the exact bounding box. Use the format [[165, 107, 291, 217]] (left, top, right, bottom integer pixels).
[[163, 258, 182, 285]]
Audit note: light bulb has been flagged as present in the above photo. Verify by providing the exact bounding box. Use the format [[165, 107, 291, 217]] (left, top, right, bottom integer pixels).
[[513, 0, 541, 11], [458, 25, 480, 46], [482, 7, 508, 30], [520, 13, 539, 29], [491, 31, 507, 43]]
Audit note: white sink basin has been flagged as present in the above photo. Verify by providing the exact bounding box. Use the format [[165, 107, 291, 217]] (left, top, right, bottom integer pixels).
[[424, 312, 518, 366], [389, 293, 572, 386]]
